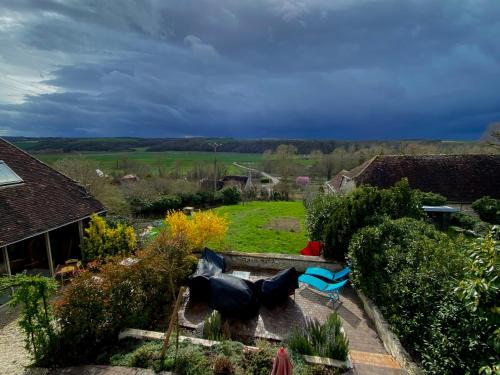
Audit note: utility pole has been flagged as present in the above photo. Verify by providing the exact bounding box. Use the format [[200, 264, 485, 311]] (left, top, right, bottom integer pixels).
[[208, 142, 222, 193]]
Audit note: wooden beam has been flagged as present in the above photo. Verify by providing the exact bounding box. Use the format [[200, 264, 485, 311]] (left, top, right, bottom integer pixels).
[[2, 246, 11, 276], [78, 220, 85, 259], [44, 232, 55, 277], [160, 286, 185, 358]]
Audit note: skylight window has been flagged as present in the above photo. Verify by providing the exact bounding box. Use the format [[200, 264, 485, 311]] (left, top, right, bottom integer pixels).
[[0, 161, 23, 186]]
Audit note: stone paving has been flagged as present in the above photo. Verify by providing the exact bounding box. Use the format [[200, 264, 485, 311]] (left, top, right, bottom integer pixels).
[[179, 269, 407, 375]]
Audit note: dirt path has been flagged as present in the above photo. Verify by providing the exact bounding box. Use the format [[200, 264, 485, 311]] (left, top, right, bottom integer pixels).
[[232, 162, 280, 185]]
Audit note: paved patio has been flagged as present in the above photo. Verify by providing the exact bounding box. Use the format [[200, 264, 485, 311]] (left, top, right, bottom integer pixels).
[[179, 269, 406, 375]]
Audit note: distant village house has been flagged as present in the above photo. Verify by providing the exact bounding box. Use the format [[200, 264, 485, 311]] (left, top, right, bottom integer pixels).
[[200, 174, 253, 191], [325, 154, 500, 210]]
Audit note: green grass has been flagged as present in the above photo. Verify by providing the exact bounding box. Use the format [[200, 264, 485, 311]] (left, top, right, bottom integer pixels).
[[213, 201, 308, 254], [34, 150, 262, 175]]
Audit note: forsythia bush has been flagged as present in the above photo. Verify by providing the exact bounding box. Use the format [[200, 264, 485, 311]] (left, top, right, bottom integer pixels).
[[165, 210, 228, 250], [81, 214, 137, 262]]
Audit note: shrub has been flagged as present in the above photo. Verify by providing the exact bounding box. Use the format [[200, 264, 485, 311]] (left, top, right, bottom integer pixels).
[[472, 196, 500, 224], [288, 327, 314, 356], [213, 355, 235, 375], [81, 213, 137, 262], [348, 219, 466, 344], [420, 295, 490, 374], [415, 191, 447, 206], [175, 344, 212, 375], [53, 237, 194, 364], [474, 221, 493, 237], [128, 341, 161, 368], [243, 341, 276, 375], [164, 210, 228, 251], [287, 313, 349, 361], [455, 232, 499, 374], [305, 193, 342, 242], [348, 218, 495, 374], [203, 311, 230, 341], [450, 211, 480, 230], [318, 179, 424, 260], [216, 186, 242, 205], [106, 215, 132, 228]]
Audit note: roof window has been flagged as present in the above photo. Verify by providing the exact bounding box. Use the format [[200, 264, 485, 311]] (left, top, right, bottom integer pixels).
[[0, 160, 23, 186]]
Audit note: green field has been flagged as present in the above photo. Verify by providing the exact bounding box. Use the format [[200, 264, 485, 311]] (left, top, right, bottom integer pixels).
[[212, 201, 308, 254], [34, 150, 262, 175]]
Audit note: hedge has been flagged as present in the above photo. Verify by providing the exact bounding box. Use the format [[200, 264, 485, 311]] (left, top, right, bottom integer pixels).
[[348, 218, 496, 374], [132, 187, 242, 216], [306, 179, 424, 260]]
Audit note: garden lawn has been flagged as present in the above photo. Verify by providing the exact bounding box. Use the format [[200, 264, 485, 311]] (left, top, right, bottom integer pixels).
[[213, 201, 308, 254]]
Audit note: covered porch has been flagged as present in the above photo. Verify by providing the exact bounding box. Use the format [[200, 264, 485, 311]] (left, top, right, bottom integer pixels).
[[1, 218, 88, 279]]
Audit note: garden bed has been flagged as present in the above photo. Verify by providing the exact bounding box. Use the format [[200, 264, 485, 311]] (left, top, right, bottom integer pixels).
[[105, 336, 347, 375]]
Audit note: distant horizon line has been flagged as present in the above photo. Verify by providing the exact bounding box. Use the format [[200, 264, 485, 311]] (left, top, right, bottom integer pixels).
[[2, 135, 481, 143]]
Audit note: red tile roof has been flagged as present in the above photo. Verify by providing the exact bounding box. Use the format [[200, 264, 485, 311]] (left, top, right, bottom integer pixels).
[[328, 154, 500, 203], [0, 138, 104, 247]]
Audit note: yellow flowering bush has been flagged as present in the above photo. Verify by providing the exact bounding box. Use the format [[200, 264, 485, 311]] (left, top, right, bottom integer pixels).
[[165, 210, 228, 250], [81, 214, 137, 262]]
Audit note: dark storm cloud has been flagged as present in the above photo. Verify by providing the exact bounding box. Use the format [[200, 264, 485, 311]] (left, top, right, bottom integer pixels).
[[1, 0, 499, 139]]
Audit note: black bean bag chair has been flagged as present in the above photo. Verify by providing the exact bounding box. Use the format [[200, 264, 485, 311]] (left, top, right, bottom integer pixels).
[[254, 267, 299, 308], [209, 274, 260, 319], [188, 248, 226, 300]]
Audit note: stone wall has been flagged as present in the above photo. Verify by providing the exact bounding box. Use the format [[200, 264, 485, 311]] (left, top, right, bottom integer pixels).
[[356, 290, 423, 375], [196, 250, 342, 273]]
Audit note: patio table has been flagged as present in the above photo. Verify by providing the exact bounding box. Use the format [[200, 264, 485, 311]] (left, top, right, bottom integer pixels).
[[231, 270, 251, 280]]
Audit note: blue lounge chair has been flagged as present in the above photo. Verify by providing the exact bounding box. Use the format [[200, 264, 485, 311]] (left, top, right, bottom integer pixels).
[[305, 266, 350, 282], [298, 274, 348, 303]]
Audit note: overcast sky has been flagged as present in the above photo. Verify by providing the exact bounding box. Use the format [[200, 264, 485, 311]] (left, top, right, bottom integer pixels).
[[0, 0, 499, 140]]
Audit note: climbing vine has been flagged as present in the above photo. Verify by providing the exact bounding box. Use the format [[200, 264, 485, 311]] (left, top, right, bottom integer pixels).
[[0, 274, 58, 366]]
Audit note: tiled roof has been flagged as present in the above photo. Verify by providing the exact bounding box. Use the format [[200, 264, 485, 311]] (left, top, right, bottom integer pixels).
[[328, 154, 500, 203], [326, 158, 375, 191], [0, 138, 104, 247]]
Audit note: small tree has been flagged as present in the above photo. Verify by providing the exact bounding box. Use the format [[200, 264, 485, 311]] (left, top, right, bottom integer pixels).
[[217, 186, 241, 205], [295, 176, 310, 189], [0, 275, 57, 366]]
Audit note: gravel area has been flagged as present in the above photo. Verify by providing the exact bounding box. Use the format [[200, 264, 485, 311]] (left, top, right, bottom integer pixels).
[[0, 306, 47, 375]]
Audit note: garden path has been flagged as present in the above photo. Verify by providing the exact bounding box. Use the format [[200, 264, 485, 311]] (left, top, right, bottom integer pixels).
[[338, 286, 406, 375]]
